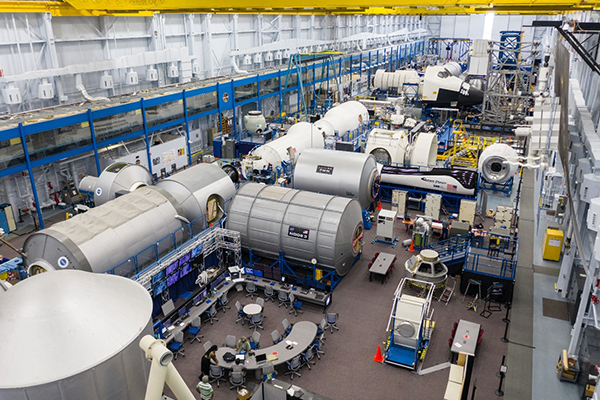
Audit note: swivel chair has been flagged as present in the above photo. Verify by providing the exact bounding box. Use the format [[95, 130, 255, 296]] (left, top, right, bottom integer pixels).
[[168, 331, 185, 360], [188, 317, 203, 343]]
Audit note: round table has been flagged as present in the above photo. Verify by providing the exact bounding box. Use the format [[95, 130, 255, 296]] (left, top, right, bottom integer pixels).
[[243, 303, 262, 316]]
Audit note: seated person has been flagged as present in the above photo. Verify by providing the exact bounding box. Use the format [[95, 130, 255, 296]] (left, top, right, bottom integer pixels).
[[231, 357, 246, 376], [236, 336, 251, 353]]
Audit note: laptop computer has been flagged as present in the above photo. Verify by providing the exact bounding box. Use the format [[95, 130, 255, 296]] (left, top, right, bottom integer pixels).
[[255, 353, 267, 363], [235, 353, 246, 362]]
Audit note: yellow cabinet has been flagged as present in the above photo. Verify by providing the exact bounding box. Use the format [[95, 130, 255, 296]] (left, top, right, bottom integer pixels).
[[543, 228, 564, 261]]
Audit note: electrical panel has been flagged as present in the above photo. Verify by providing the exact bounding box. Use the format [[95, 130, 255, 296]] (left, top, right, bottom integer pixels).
[[424, 193, 442, 220], [126, 70, 139, 85], [146, 68, 158, 82], [2, 86, 21, 104], [376, 209, 397, 242], [459, 199, 477, 225], [167, 63, 179, 78], [580, 173, 600, 203], [391, 190, 407, 217], [100, 74, 114, 90], [265, 52, 274, 62], [38, 79, 54, 99], [253, 53, 263, 64]]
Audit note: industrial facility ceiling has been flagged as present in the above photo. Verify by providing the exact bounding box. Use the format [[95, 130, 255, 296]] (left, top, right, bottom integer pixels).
[[0, 0, 593, 16]]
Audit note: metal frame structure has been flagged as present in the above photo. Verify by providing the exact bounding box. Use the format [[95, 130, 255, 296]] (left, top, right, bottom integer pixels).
[[131, 226, 242, 292], [427, 38, 472, 63], [481, 32, 540, 127], [0, 39, 426, 229]]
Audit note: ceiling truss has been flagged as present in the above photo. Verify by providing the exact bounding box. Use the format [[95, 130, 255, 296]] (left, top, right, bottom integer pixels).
[[0, 0, 597, 17]]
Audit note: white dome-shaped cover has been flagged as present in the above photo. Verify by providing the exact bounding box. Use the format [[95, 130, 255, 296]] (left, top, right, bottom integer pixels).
[[0, 271, 152, 397], [478, 143, 519, 184]]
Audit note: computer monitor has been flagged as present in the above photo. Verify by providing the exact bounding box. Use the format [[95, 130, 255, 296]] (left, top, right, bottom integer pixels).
[[152, 269, 166, 285], [167, 273, 179, 287], [163, 318, 172, 330], [273, 268, 282, 281], [263, 267, 273, 280], [180, 263, 192, 278], [210, 280, 219, 291], [193, 293, 203, 305], [179, 252, 191, 266], [153, 280, 167, 297], [166, 261, 178, 276], [191, 244, 203, 259], [161, 299, 175, 316], [200, 288, 207, 299], [235, 354, 246, 361], [178, 307, 187, 318]]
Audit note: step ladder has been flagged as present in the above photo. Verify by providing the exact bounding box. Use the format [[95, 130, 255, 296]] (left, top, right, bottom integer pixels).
[[438, 277, 456, 305]]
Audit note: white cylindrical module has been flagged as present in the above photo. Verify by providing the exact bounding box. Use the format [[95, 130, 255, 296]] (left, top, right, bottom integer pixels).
[[78, 163, 153, 206], [240, 122, 325, 179], [0, 271, 153, 399], [314, 101, 369, 137], [444, 62, 463, 77], [156, 163, 236, 227], [373, 69, 420, 91], [23, 186, 185, 275], [365, 129, 438, 167], [293, 148, 380, 209], [227, 183, 364, 276], [243, 111, 267, 133], [478, 143, 519, 184]]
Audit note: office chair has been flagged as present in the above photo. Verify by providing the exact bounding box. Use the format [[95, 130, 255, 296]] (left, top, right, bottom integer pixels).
[[246, 281, 257, 298], [271, 329, 282, 345], [229, 371, 246, 391], [282, 318, 292, 337], [289, 293, 303, 316], [224, 334, 236, 348], [168, 331, 185, 360], [264, 285, 275, 302], [217, 291, 231, 312], [256, 297, 265, 309], [188, 317, 203, 343], [324, 312, 339, 333], [235, 301, 248, 325], [203, 340, 213, 353], [286, 355, 303, 380], [209, 364, 226, 387], [262, 363, 277, 382], [303, 346, 317, 370], [250, 330, 261, 350], [278, 291, 289, 308], [249, 312, 264, 331], [204, 303, 219, 325]]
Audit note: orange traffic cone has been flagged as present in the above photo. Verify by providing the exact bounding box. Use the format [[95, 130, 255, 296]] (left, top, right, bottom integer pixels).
[[377, 199, 382, 210], [374, 345, 384, 363], [407, 240, 415, 252]]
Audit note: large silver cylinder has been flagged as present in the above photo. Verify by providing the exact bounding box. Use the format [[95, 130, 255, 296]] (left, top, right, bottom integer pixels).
[[23, 186, 185, 275], [293, 148, 379, 209], [156, 163, 236, 228], [227, 183, 364, 276], [0, 270, 153, 400]]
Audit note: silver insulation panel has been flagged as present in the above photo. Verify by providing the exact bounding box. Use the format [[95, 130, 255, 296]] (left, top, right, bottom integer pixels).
[[293, 148, 379, 209], [227, 183, 364, 276]]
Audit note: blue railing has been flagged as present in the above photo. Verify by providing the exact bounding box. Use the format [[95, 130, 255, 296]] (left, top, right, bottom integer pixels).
[[426, 234, 471, 264]]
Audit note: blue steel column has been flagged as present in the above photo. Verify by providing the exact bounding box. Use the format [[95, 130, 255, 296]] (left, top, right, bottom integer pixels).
[[182, 90, 193, 166], [140, 98, 154, 176], [87, 109, 101, 176], [18, 123, 44, 230]]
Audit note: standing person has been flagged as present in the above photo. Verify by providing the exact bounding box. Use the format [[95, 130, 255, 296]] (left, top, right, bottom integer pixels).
[[196, 375, 214, 400], [200, 345, 219, 379], [441, 219, 449, 240]]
